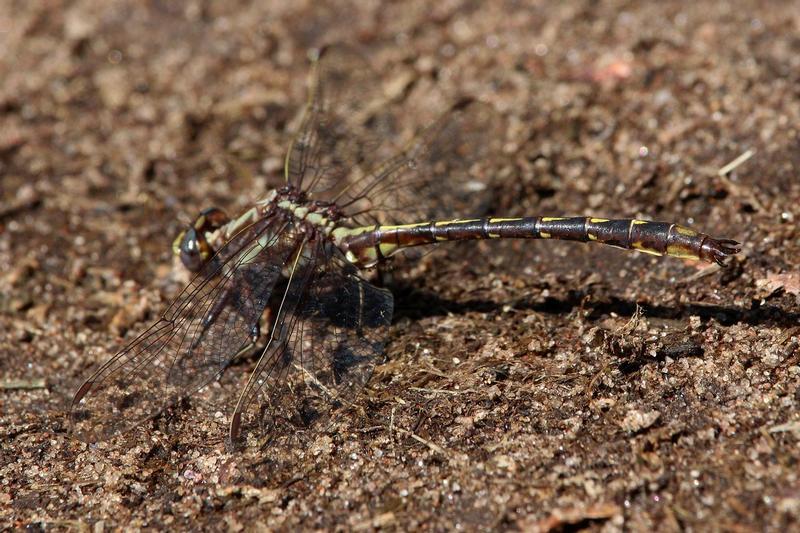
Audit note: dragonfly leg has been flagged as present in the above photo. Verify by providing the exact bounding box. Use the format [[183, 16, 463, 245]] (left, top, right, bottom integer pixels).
[[373, 263, 392, 288], [219, 307, 274, 370], [172, 289, 266, 388], [189, 265, 273, 354], [188, 286, 233, 352], [166, 287, 236, 384], [222, 322, 261, 371]]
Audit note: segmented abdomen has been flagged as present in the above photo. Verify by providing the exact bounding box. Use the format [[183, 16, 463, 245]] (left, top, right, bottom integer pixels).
[[338, 216, 740, 267]]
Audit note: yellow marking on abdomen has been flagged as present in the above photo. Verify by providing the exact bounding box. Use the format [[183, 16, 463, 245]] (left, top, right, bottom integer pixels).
[[479, 218, 521, 238], [431, 218, 480, 238], [541, 217, 567, 222], [332, 225, 377, 241], [666, 244, 699, 260], [632, 242, 663, 256], [540, 232, 552, 239], [587, 233, 598, 241], [382, 221, 431, 231], [488, 217, 523, 223], [434, 218, 480, 226], [674, 226, 698, 237], [589, 217, 609, 223], [379, 243, 400, 257], [632, 219, 648, 225]]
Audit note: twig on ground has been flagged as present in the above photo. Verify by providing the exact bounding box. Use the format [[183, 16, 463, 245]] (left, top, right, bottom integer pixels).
[[1, 378, 47, 390]]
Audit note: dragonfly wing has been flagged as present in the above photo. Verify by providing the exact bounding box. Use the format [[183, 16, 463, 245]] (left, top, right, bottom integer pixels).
[[228, 237, 319, 439], [285, 45, 504, 225], [70, 214, 300, 442], [285, 44, 385, 197], [228, 240, 393, 440], [291, 246, 393, 422], [339, 98, 504, 225]]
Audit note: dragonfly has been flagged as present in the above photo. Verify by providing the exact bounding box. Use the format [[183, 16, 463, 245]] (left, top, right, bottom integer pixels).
[[70, 45, 740, 444]]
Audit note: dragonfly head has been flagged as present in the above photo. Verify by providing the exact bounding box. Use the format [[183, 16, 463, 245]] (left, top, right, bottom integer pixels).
[[172, 207, 230, 272], [173, 227, 209, 272]]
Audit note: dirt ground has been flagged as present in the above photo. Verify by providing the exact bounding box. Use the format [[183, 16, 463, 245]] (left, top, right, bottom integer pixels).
[[2, 0, 799, 530]]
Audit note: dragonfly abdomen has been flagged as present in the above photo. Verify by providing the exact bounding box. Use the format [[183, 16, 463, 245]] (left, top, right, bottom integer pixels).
[[336, 216, 740, 267]]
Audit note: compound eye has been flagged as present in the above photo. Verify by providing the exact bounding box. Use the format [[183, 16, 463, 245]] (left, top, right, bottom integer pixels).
[[178, 228, 206, 272]]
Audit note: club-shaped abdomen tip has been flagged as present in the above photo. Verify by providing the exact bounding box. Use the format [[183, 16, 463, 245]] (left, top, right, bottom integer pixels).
[[701, 237, 742, 266]]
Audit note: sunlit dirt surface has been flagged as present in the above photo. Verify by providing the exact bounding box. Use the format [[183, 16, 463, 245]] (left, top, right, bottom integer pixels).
[[2, 1, 799, 530]]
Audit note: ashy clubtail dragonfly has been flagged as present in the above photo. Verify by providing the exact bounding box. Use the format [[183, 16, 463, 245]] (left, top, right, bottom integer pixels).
[[70, 45, 740, 443]]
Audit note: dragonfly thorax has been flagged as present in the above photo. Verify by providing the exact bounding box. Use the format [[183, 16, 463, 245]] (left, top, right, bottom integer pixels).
[[174, 187, 345, 273], [275, 198, 339, 235]]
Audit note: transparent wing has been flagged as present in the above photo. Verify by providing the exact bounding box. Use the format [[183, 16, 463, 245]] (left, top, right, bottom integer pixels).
[[296, 247, 393, 404], [69, 212, 301, 442], [337, 98, 503, 224], [228, 237, 318, 439], [286, 45, 504, 225], [285, 44, 385, 197], [229, 239, 393, 440]]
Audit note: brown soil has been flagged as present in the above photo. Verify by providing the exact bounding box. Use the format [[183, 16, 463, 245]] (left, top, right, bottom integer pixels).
[[2, 1, 799, 530]]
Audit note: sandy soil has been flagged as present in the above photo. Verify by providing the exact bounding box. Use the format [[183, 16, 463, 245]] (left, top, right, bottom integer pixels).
[[2, 0, 799, 530]]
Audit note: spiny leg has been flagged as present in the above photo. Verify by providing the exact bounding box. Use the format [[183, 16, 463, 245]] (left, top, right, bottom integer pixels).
[[170, 286, 252, 381], [226, 322, 261, 369], [173, 206, 247, 368], [191, 293, 277, 366]]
